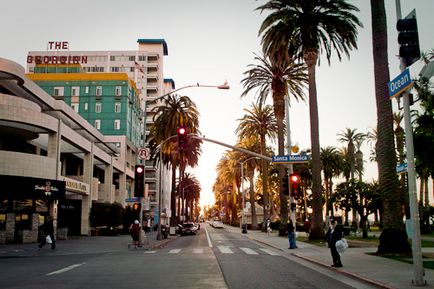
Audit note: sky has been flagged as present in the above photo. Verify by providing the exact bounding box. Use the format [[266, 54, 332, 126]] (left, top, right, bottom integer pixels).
[[2, 0, 434, 208]]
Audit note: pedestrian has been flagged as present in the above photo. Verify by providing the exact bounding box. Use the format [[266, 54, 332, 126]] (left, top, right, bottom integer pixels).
[[38, 217, 56, 250], [287, 219, 297, 249], [325, 218, 343, 267], [266, 219, 272, 237], [130, 220, 141, 248]]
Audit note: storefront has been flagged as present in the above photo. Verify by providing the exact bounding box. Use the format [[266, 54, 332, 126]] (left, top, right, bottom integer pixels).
[[0, 175, 65, 244]]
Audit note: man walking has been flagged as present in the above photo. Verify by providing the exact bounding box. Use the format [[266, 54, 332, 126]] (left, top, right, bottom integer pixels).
[[325, 218, 343, 267]]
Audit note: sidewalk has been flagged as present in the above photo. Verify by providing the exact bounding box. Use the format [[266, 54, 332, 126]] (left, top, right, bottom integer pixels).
[[225, 225, 434, 289], [0, 230, 173, 258]]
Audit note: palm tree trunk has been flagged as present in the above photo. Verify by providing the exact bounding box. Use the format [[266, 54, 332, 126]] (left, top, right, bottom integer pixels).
[[304, 50, 323, 240], [260, 136, 269, 231], [371, 0, 410, 254], [249, 171, 258, 230], [170, 167, 177, 226]]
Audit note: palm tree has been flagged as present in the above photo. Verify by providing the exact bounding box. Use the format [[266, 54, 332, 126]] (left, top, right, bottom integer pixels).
[[320, 146, 342, 217], [236, 102, 278, 229], [148, 94, 201, 224], [240, 51, 307, 229], [337, 128, 365, 182], [257, 0, 362, 239], [370, 1, 410, 254]]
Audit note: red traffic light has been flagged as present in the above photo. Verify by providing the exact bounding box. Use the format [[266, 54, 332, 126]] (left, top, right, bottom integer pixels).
[[136, 166, 144, 174], [178, 126, 186, 135], [289, 173, 300, 196], [290, 174, 299, 183]]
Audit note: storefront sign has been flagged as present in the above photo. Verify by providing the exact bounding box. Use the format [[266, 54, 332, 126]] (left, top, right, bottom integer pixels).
[[27, 55, 88, 65], [62, 177, 89, 195], [0, 175, 65, 200]]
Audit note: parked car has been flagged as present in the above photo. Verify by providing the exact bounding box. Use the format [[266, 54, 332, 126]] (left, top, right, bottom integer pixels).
[[183, 222, 198, 235], [212, 220, 224, 229]]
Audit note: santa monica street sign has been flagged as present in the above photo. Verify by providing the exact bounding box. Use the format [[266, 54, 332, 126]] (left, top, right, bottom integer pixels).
[[272, 154, 311, 163]]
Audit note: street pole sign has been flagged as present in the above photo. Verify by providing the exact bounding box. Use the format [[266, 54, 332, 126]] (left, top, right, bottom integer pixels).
[[388, 68, 413, 99], [138, 147, 150, 160], [272, 154, 311, 164], [396, 163, 408, 174]]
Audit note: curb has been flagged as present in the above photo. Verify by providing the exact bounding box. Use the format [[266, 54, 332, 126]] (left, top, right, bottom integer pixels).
[[291, 253, 395, 289], [249, 235, 395, 289]]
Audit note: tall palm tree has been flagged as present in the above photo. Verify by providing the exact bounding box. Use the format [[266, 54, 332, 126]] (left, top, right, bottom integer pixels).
[[320, 146, 342, 217], [337, 128, 365, 182], [236, 102, 278, 229], [257, 0, 362, 239], [370, 0, 409, 254], [240, 52, 307, 229], [148, 94, 201, 224]]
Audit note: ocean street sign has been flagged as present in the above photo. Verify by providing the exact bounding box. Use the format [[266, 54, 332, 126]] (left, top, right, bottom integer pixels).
[[388, 68, 413, 99], [272, 154, 311, 164]]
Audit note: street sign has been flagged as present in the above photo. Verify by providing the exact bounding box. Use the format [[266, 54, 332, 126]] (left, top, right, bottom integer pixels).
[[388, 68, 413, 99], [396, 163, 408, 174], [138, 147, 150, 160], [125, 197, 140, 203], [272, 154, 311, 163]]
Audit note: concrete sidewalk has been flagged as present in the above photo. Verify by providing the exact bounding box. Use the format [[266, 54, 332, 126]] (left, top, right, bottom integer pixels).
[[225, 225, 434, 289], [0, 231, 173, 258]]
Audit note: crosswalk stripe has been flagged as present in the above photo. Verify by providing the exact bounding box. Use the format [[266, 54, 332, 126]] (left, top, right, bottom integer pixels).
[[217, 246, 233, 254], [259, 248, 279, 256], [169, 249, 182, 254], [144, 251, 156, 254], [240, 247, 258, 255], [193, 248, 203, 254]]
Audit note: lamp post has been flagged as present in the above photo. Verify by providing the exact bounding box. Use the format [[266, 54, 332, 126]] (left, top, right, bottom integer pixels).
[[240, 156, 260, 233]]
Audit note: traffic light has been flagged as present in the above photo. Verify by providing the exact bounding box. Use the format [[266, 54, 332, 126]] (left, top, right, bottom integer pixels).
[[177, 126, 188, 151], [282, 175, 289, 195], [134, 165, 144, 198], [397, 12, 420, 66], [289, 174, 301, 196]]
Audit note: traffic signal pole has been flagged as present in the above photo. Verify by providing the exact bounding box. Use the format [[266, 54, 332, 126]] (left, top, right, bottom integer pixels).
[[395, 1, 425, 285], [285, 97, 296, 224]]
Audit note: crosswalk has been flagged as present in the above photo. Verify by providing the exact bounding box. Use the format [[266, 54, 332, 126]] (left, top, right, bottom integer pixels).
[[144, 246, 280, 256]]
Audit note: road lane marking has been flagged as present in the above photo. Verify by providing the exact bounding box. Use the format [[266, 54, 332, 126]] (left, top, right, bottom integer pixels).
[[46, 263, 85, 276], [169, 249, 182, 254], [217, 246, 233, 254], [144, 251, 156, 254], [259, 248, 279, 256], [193, 248, 204, 254], [205, 226, 213, 248], [240, 247, 258, 255]]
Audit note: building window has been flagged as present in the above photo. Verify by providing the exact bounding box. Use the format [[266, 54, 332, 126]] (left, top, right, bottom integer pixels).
[[96, 86, 102, 96], [71, 103, 79, 113], [115, 86, 122, 96], [129, 55, 135, 61], [110, 55, 115, 61], [84, 102, 88, 111], [114, 119, 121, 130], [111, 67, 120, 72], [95, 102, 102, 113], [115, 102, 121, 113], [95, 119, 101, 130], [53, 87, 64, 97], [71, 86, 80, 96], [138, 55, 146, 61], [85, 86, 89, 94]]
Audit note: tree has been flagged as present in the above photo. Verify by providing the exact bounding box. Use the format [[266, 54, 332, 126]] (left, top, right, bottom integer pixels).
[[236, 102, 278, 230], [370, 0, 410, 254], [148, 94, 202, 224], [320, 146, 342, 217], [257, 0, 362, 239], [241, 51, 307, 233]]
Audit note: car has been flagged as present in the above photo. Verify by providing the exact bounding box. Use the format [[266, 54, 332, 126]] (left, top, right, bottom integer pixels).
[[180, 222, 197, 235], [212, 220, 224, 229]]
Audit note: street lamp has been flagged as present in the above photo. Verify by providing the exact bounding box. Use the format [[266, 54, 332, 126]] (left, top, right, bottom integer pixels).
[[240, 156, 260, 233]]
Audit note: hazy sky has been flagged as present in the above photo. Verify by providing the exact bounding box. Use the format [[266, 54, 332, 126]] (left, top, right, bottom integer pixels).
[[2, 0, 434, 207]]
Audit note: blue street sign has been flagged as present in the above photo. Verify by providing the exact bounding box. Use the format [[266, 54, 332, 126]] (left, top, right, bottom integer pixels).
[[272, 154, 311, 163], [125, 197, 140, 203], [388, 68, 413, 99], [396, 163, 408, 174]]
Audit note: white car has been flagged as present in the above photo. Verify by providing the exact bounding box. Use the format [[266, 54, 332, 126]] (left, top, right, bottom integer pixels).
[[212, 221, 224, 229]]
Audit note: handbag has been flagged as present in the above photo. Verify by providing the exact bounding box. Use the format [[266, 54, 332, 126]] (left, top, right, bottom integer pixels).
[[46, 235, 52, 244], [335, 238, 348, 253]]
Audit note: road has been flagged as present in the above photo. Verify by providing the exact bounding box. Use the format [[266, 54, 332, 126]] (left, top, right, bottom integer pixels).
[[0, 224, 378, 289]]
